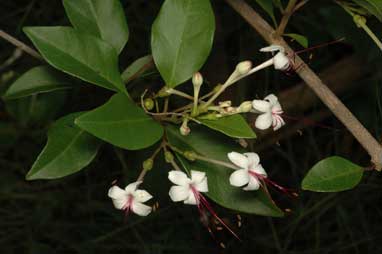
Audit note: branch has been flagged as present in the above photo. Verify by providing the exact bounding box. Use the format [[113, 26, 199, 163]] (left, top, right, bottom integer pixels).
[[0, 29, 43, 61], [225, 0, 382, 170], [276, 0, 298, 36]]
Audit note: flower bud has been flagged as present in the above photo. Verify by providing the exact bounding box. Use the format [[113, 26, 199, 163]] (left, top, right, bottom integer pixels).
[[143, 98, 154, 111], [184, 151, 197, 161], [238, 101, 252, 112], [164, 151, 174, 163], [143, 158, 154, 171], [236, 60, 252, 75], [192, 72, 203, 88], [180, 118, 190, 136], [273, 52, 290, 71]]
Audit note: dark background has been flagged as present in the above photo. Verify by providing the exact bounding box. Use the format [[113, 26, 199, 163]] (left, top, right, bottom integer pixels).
[[1, 0, 382, 253]]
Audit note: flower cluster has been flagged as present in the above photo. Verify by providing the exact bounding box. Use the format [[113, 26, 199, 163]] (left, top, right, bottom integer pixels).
[[108, 152, 293, 216]]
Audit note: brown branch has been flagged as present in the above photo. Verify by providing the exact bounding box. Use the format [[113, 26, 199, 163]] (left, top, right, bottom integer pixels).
[[276, 0, 298, 36], [225, 0, 382, 170], [0, 29, 43, 61]]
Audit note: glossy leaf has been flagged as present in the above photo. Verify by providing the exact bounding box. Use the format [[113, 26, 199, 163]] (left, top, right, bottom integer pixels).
[[302, 156, 363, 192], [199, 115, 256, 139], [26, 112, 102, 180], [24, 26, 126, 93], [284, 33, 309, 48], [121, 55, 154, 84], [63, 0, 129, 53], [151, 0, 215, 88], [166, 125, 283, 217], [3, 66, 72, 100], [75, 93, 163, 150]]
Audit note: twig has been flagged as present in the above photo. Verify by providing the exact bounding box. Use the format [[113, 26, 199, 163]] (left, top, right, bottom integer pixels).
[[225, 0, 382, 169], [0, 29, 43, 60], [276, 0, 298, 36]]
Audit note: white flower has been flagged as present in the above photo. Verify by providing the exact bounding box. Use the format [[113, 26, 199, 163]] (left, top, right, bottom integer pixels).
[[252, 94, 285, 131], [228, 152, 267, 191], [108, 181, 153, 216], [168, 170, 208, 205], [260, 45, 290, 71]]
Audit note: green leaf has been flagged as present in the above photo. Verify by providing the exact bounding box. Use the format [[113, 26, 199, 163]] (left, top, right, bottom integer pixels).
[[302, 156, 364, 192], [23, 26, 126, 93], [5, 90, 67, 126], [284, 33, 309, 48], [26, 112, 102, 180], [352, 0, 382, 21], [199, 115, 256, 139], [75, 93, 164, 150], [121, 55, 154, 84], [3, 66, 72, 100], [255, 0, 276, 24], [63, 0, 129, 53], [151, 0, 215, 88], [166, 125, 283, 217]]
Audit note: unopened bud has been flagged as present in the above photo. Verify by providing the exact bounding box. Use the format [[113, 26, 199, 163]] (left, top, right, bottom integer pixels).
[[164, 151, 174, 163], [354, 14, 366, 27], [180, 118, 190, 136], [144, 98, 154, 111], [143, 158, 154, 171], [192, 72, 203, 88], [184, 151, 197, 161], [236, 60, 252, 75], [238, 101, 252, 112]]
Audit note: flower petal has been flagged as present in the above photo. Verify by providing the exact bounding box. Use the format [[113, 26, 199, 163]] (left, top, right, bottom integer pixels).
[[183, 193, 198, 205], [260, 44, 285, 53], [124, 181, 142, 194], [227, 152, 248, 169], [243, 176, 261, 191], [244, 152, 260, 169], [273, 52, 290, 70], [229, 169, 250, 187], [252, 100, 271, 113], [253, 164, 267, 177], [134, 190, 153, 203], [255, 112, 273, 130], [108, 185, 127, 199], [110, 197, 128, 210], [264, 94, 278, 105], [168, 171, 190, 186], [194, 177, 208, 193], [169, 185, 190, 202], [191, 170, 206, 184], [131, 201, 152, 216]]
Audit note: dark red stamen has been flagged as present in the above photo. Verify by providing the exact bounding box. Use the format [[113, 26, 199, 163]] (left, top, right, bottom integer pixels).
[[248, 171, 298, 198], [190, 186, 241, 241], [281, 114, 339, 131]]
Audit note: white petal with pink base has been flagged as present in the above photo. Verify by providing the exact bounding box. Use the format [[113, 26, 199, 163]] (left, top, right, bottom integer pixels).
[[108, 181, 153, 216], [228, 152, 267, 191], [168, 170, 208, 205], [252, 94, 285, 131]]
